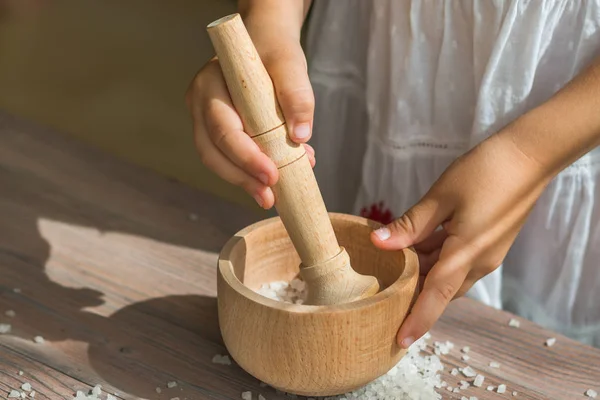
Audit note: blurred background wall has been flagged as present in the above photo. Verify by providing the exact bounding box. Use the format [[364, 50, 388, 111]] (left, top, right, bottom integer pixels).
[[0, 0, 267, 211]]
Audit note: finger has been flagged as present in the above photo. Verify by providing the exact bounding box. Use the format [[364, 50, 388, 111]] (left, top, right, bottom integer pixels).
[[263, 45, 315, 143], [194, 122, 275, 209], [304, 144, 316, 168], [189, 60, 279, 186], [371, 196, 451, 250], [396, 236, 470, 348]]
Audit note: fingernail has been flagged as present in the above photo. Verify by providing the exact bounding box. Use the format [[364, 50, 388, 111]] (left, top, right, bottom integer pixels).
[[253, 194, 264, 208], [400, 336, 414, 349], [374, 227, 391, 241], [258, 173, 269, 185], [294, 123, 310, 140]]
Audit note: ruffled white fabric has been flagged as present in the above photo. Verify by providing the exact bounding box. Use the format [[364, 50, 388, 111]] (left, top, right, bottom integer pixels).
[[305, 0, 600, 346]]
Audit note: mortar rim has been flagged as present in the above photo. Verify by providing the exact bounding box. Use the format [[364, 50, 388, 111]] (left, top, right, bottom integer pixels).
[[218, 212, 419, 313]]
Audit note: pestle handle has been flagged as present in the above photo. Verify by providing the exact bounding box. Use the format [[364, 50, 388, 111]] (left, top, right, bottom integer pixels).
[[207, 13, 379, 304]]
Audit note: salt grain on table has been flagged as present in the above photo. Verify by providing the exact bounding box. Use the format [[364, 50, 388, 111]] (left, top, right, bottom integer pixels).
[[497, 384, 507, 394], [167, 381, 177, 389], [21, 383, 31, 392], [5, 310, 16, 317], [0, 323, 12, 334], [462, 366, 477, 378], [508, 318, 520, 328], [586, 389, 598, 398], [212, 354, 232, 365], [545, 337, 556, 347], [489, 361, 501, 368], [473, 374, 485, 387], [33, 336, 44, 344], [8, 391, 21, 398], [241, 391, 252, 400]]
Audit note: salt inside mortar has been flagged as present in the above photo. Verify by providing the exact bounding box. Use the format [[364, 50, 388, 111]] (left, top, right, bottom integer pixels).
[[256, 279, 444, 399]]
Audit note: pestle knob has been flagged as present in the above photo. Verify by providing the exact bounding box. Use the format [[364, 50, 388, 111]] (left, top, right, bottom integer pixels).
[[206, 13, 379, 305]]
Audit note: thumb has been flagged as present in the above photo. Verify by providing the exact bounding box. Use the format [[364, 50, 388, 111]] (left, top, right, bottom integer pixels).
[[262, 43, 314, 143], [371, 196, 450, 250]]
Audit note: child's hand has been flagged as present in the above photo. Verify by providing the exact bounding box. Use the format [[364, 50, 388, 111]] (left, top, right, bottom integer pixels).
[[370, 134, 551, 348], [185, 35, 315, 209]]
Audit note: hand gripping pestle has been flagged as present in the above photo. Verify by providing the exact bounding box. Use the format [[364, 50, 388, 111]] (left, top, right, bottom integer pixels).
[[207, 14, 379, 305]]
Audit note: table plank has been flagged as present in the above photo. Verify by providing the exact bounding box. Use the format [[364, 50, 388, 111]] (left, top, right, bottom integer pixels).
[[0, 110, 599, 400], [431, 299, 600, 399]]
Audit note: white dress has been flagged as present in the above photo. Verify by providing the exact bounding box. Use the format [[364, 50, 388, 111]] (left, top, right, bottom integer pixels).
[[305, 0, 600, 347]]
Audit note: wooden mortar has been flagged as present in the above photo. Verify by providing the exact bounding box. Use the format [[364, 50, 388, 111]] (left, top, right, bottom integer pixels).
[[218, 213, 419, 396]]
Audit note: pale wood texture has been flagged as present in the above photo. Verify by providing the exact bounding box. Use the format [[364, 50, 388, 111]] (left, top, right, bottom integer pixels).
[[207, 13, 379, 305], [0, 110, 599, 399], [217, 213, 419, 396]]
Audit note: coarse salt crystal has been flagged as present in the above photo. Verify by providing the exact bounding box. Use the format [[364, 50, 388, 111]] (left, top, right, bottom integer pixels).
[[33, 336, 44, 344], [473, 374, 485, 387], [470, 397, 478, 400], [451, 368, 459, 376], [167, 381, 177, 389], [5, 310, 16, 317], [586, 389, 598, 398], [91, 385, 101, 396], [21, 383, 31, 392], [453, 388, 460, 393], [498, 384, 507, 394], [156, 387, 162, 393], [509, 318, 520, 327], [29, 392, 35, 398], [462, 354, 470, 361], [461, 397, 468, 400], [0, 323, 11, 334], [545, 337, 556, 347], [18, 371, 23, 376], [487, 385, 495, 391], [461, 346, 470, 353], [106, 395, 116, 400], [20, 392, 26, 399], [446, 386, 453, 391], [462, 366, 477, 377], [212, 354, 232, 365], [8, 391, 20, 398], [513, 391, 518, 396], [489, 361, 501, 368], [241, 391, 252, 400]]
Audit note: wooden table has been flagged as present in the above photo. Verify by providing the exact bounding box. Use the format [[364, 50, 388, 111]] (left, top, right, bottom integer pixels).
[[0, 110, 598, 400]]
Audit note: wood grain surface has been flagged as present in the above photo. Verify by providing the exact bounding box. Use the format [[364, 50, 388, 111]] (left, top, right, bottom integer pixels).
[[0, 110, 599, 400]]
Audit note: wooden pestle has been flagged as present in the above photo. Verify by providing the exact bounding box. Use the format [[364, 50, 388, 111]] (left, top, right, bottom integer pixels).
[[207, 14, 379, 305]]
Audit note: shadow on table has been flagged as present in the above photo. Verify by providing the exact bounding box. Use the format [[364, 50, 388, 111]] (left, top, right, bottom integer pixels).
[[0, 111, 264, 398]]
